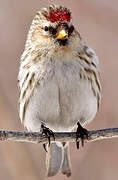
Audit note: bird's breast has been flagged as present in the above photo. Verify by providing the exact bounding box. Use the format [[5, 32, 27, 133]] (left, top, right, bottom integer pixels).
[[24, 58, 97, 132]]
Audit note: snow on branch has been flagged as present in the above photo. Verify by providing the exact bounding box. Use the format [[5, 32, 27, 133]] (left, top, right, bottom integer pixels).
[[0, 128, 118, 145]]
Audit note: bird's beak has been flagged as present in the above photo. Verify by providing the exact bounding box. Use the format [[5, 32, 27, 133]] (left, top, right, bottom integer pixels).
[[57, 29, 68, 40]]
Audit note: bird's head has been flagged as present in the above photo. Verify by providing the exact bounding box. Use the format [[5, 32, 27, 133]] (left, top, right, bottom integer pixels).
[[26, 5, 81, 54]]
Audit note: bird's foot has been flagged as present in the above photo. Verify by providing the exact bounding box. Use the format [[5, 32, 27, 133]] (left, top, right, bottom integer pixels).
[[40, 123, 55, 152], [76, 122, 88, 149]]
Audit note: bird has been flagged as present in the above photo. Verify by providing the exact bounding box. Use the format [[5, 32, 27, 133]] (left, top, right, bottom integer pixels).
[[18, 5, 101, 177]]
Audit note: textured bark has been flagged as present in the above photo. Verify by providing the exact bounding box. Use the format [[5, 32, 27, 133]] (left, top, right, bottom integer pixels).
[[0, 128, 118, 144]]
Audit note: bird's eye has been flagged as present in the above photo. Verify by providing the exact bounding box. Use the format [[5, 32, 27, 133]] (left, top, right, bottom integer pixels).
[[68, 25, 74, 35], [44, 26, 49, 31]]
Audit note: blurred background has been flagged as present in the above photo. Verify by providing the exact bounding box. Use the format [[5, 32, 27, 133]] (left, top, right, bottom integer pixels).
[[0, 0, 118, 179]]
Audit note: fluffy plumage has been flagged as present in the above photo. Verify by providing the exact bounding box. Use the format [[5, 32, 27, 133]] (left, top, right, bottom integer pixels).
[[18, 5, 101, 177]]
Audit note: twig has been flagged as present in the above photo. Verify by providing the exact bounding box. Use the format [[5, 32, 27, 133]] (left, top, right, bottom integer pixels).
[[0, 128, 118, 144]]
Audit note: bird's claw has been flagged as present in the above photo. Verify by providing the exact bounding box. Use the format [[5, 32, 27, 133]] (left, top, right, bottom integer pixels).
[[41, 123, 55, 152], [76, 122, 88, 149], [43, 144, 48, 152]]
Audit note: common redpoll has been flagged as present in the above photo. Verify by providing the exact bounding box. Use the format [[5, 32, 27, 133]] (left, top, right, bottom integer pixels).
[[18, 5, 101, 177]]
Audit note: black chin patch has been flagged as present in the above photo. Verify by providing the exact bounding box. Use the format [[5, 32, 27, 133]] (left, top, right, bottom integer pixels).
[[56, 39, 68, 46]]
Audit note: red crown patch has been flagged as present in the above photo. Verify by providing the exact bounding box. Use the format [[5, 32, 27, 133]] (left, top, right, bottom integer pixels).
[[46, 10, 71, 23]]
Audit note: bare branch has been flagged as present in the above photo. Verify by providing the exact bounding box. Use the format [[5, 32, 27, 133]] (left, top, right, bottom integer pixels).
[[0, 128, 118, 145]]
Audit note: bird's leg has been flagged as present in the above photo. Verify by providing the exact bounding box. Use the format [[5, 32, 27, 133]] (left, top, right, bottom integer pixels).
[[76, 122, 88, 149], [40, 123, 55, 152]]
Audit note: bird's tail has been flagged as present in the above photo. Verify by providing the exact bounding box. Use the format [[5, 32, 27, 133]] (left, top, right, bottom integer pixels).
[[46, 142, 71, 177]]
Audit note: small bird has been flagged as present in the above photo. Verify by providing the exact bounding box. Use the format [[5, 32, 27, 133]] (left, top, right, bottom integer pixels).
[[18, 5, 101, 177]]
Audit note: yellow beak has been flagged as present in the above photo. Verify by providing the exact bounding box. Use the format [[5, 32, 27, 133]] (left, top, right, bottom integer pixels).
[[57, 29, 68, 40]]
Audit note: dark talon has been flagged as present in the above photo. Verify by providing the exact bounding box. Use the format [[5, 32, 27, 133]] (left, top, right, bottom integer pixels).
[[76, 122, 88, 149], [43, 144, 47, 152], [41, 123, 55, 150]]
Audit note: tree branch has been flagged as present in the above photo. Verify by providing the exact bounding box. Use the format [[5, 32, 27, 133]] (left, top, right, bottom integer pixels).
[[0, 128, 118, 145]]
